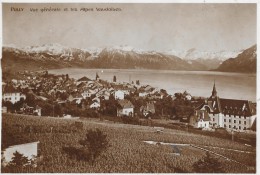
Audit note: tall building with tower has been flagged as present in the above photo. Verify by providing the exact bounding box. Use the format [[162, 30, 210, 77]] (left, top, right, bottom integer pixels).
[[193, 82, 256, 131]]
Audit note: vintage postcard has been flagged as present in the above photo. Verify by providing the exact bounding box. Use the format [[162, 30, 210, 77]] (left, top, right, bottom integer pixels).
[[1, 1, 257, 173]]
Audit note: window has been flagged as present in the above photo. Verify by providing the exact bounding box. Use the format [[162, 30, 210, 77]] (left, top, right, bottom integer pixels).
[[224, 124, 226, 127], [239, 126, 241, 130], [244, 127, 246, 130], [229, 125, 231, 128], [229, 119, 231, 123], [244, 121, 246, 125], [213, 118, 215, 122], [239, 121, 241, 124], [234, 120, 236, 123], [224, 119, 226, 122]]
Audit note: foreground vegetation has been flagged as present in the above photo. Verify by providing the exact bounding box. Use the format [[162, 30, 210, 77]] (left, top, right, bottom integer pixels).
[[1, 114, 256, 173]]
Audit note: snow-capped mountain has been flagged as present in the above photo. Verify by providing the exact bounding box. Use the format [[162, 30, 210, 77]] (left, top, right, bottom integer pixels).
[[22, 43, 68, 55], [165, 48, 242, 61], [2, 44, 194, 71], [165, 48, 243, 70], [3, 43, 92, 62], [2, 43, 255, 72], [92, 46, 194, 70]]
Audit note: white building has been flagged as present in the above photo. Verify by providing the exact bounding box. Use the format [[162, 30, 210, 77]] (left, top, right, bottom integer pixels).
[[190, 110, 210, 129], [114, 90, 124, 100], [2, 141, 39, 167], [90, 101, 100, 109], [139, 91, 148, 97], [81, 89, 96, 99], [195, 83, 256, 131], [3, 92, 26, 104], [117, 99, 134, 117]]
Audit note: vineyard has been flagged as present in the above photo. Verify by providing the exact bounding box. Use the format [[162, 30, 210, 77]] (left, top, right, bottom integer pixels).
[[1, 113, 256, 173]]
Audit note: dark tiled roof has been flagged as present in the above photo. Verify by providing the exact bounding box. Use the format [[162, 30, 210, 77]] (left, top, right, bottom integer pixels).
[[117, 99, 134, 109], [77, 76, 91, 82], [207, 96, 222, 114], [196, 97, 256, 117], [77, 82, 87, 88], [219, 98, 255, 117], [3, 86, 19, 93]]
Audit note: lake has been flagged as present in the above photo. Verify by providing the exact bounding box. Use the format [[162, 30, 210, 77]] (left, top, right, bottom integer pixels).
[[48, 68, 256, 102]]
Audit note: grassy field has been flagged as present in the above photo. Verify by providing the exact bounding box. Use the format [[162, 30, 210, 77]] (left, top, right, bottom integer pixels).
[[1, 113, 256, 173]]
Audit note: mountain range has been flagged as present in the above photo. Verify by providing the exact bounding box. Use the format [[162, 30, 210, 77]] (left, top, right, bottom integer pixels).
[[1, 44, 256, 73], [165, 48, 243, 70], [215, 45, 256, 73]]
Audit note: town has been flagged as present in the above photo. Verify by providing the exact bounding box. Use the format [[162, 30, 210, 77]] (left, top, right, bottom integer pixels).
[[2, 70, 256, 132]]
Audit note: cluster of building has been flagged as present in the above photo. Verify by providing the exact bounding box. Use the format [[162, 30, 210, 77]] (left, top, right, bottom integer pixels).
[[2, 71, 256, 132], [2, 71, 166, 118]]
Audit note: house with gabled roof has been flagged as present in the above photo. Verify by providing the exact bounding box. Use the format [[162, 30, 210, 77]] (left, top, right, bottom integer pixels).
[[117, 99, 134, 117], [140, 102, 156, 117], [189, 109, 210, 129], [114, 90, 124, 100], [3, 88, 26, 104], [90, 101, 100, 109], [77, 76, 91, 83]]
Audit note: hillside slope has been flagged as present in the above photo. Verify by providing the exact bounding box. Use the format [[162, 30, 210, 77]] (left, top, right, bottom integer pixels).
[[215, 45, 256, 73]]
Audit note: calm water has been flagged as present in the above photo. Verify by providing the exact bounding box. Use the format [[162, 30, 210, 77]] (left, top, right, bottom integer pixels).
[[48, 68, 256, 102]]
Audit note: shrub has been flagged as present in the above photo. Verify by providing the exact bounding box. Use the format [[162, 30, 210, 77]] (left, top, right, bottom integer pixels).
[[193, 152, 223, 173], [63, 129, 109, 165], [79, 129, 109, 165]]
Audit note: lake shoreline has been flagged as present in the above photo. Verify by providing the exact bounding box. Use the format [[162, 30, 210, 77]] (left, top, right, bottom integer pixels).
[[48, 68, 256, 102]]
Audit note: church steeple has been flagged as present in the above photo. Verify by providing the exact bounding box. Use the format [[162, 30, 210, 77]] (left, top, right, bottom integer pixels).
[[212, 80, 217, 97]]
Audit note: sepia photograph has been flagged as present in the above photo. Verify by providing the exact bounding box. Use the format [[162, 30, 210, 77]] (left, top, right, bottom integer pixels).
[[1, 1, 257, 173]]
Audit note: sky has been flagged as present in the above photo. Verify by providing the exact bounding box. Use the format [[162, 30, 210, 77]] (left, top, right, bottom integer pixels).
[[2, 3, 257, 52]]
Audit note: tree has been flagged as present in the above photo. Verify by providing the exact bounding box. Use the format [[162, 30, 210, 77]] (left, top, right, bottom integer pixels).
[[96, 72, 99, 80], [41, 103, 53, 116], [9, 151, 30, 167], [193, 152, 223, 173], [113, 75, 117, 82], [79, 129, 109, 165], [13, 98, 25, 112], [24, 93, 37, 107], [2, 101, 13, 112]]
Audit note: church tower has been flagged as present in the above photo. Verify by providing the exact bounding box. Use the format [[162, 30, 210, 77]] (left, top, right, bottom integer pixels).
[[211, 81, 217, 98]]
